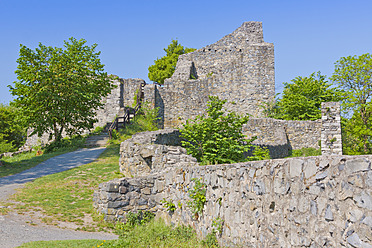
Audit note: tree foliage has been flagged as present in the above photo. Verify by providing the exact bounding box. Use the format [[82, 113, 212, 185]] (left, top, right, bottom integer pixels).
[[148, 40, 195, 84], [330, 53, 372, 154], [180, 96, 269, 164], [9, 38, 114, 143], [0, 104, 25, 153], [268, 72, 343, 120]]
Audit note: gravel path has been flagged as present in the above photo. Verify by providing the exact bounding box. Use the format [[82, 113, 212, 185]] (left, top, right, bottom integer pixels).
[[0, 147, 118, 248]]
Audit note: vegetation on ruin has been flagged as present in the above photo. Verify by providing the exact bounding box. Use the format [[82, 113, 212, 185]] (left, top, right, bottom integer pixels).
[[9, 37, 115, 144], [148, 39, 196, 84], [187, 178, 207, 219], [180, 96, 270, 164]]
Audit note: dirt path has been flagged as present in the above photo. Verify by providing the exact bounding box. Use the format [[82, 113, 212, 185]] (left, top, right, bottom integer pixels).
[[0, 147, 118, 248]]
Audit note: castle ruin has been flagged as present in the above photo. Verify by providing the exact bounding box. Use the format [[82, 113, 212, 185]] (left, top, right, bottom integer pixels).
[[24, 21, 342, 158]]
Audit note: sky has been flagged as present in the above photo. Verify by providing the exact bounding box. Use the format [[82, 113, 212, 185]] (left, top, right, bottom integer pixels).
[[1, 0, 372, 104]]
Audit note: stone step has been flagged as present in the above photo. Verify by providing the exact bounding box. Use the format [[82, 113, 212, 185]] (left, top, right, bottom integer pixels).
[[85, 134, 109, 147]]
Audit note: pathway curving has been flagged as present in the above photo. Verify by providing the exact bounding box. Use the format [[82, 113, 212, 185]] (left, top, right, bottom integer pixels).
[[0, 147, 118, 248]]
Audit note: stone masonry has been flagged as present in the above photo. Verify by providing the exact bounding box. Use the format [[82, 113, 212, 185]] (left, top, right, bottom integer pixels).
[[119, 129, 198, 177], [95, 152, 372, 247], [144, 21, 275, 128], [321, 102, 342, 155]]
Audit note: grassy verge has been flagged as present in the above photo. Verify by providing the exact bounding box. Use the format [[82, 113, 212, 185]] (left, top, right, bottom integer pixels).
[[18, 239, 107, 248], [0, 136, 86, 178], [5, 143, 122, 231], [19, 218, 220, 248]]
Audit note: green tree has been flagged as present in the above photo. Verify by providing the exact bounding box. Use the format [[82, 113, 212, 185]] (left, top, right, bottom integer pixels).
[[9, 38, 114, 143], [0, 104, 26, 153], [148, 40, 195, 84], [180, 96, 269, 164], [330, 53, 372, 154], [270, 72, 343, 120]]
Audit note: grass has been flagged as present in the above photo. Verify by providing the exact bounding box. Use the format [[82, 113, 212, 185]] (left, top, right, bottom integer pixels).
[[18, 239, 107, 248], [104, 218, 218, 248], [287, 147, 321, 157], [0, 135, 86, 178], [19, 218, 220, 248], [5, 143, 122, 231], [1, 114, 159, 231]]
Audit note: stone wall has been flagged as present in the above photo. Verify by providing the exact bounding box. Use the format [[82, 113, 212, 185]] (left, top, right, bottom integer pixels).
[[94, 155, 372, 247], [119, 129, 198, 177], [321, 102, 342, 155], [243, 118, 322, 151], [144, 21, 275, 129], [94, 76, 122, 128]]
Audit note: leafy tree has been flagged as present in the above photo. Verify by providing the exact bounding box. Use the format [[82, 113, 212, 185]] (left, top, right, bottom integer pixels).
[[0, 103, 26, 153], [180, 96, 269, 164], [9, 38, 114, 143], [148, 40, 195, 84], [268, 72, 343, 120], [330, 53, 372, 153]]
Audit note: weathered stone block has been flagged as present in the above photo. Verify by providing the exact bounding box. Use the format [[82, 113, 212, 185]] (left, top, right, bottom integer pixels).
[[289, 159, 303, 178], [345, 158, 371, 174], [354, 191, 372, 210]]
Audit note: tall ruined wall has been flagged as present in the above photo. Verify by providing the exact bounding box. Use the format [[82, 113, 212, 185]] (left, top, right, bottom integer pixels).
[[122, 78, 145, 108], [95, 77, 144, 128], [146, 22, 275, 128], [94, 77, 122, 128], [94, 155, 372, 247]]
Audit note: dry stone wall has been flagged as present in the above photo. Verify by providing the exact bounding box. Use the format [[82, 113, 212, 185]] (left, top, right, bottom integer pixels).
[[94, 155, 372, 247]]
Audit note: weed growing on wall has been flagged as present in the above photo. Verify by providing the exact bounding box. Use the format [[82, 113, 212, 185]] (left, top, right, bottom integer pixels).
[[161, 198, 176, 213], [187, 178, 207, 219]]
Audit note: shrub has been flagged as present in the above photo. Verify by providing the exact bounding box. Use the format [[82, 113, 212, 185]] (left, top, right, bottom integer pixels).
[[180, 96, 269, 164]]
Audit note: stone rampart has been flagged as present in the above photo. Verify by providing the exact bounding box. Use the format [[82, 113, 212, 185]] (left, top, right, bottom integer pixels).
[[94, 154, 372, 247]]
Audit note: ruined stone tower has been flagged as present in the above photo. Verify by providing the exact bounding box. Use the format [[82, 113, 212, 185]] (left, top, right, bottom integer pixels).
[[144, 21, 275, 128]]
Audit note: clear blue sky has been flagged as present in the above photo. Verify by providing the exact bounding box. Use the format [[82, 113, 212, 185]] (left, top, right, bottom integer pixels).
[[1, 0, 371, 104]]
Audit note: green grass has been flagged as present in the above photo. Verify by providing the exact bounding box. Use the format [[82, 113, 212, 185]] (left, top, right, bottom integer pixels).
[[19, 219, 220, 248], [104, 218, 217, 248], [0, 135, 86, 178], [2, 115, 159, 231], [6, 143, 122, 230], [18, 239, 107, 248], [287, 147, 321, 157]]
